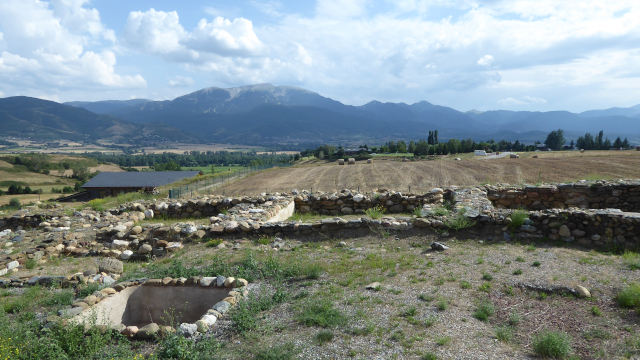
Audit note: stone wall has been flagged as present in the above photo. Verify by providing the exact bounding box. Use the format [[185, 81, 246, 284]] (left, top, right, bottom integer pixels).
[[487, 180, 640, 211], [293, 189, 449, 215]]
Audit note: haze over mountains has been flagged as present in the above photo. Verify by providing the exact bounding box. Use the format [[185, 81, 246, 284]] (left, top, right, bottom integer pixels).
[[2, 84, 639, 145]]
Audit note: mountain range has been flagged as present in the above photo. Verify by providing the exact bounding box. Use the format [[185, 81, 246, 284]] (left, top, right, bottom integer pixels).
[[1, 84, 638, 145]]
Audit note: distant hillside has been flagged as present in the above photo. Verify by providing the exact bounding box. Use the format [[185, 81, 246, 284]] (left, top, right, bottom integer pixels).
[[64, 99, 151, 115], [0, 96, 196, 141]]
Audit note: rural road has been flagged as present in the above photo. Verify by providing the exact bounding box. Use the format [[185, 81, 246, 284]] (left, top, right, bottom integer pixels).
[[477, 151, 515, 160]]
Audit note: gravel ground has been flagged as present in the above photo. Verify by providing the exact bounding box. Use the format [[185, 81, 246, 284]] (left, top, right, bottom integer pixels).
[[195, 232, 640, 359]]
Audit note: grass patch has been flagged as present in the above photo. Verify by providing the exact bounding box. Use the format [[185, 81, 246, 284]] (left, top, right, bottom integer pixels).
[[400, 306, 417, 317], [460, 280, 471, 289], [509, 209, 529, 232], [516, 256, 525, 262], [205, 238, 223, 247], [496, 326, 514, 342], [590, 306, 602, 316], [424, 314, 438, 327], [533, 261, 541, 267], [289, 211, 315, 222], [315, 330, 335, 345], [616, 283, 640, 309], [472, 299, 495, 322], [436, 298, 448, 311], [508, 311, 522, 326], [231, 286, 288, 335], [422, 352, 439, 360], [86, 198, 106, 211], [435, 335, 452, 346], [513, 269, 523, 275], [482, 273, 493, 281], [623, 251, 640, 270], [444, 209, 476, 231], [365, 205, 385, 219], [254, 343, 300, 360], [297, 299, 348, 328], [532, 330, 572, 359], [24, 258, 37, 270]]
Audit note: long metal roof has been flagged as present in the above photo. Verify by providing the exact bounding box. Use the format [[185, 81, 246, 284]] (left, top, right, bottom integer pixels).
[[81, 171, 202, 188]]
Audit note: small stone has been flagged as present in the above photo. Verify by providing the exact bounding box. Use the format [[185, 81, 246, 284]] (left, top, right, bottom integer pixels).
[[212, 301, 231, 314], [195, 319, 209, 333], [84, 295, 98, 306], [430, 242, 449, 251], [131, 226, 143, 235], [365, 282, 381, 290], [200, 314, 217, 326], [179, 323, 198, 337], [338, 241, 347, 247], [575, 285, 591, 298], [216, 276, 226, 287], [121, 250, 133, 260], [137, 323, 160, 339], [58, 307, 83, 317], [101, 287, 116, 295], [122, 326, 139, 338], [200, 277, 216, 287]]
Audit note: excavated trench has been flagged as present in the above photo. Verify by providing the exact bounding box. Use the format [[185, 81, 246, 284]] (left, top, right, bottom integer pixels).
[[76, 285, 232, 327]]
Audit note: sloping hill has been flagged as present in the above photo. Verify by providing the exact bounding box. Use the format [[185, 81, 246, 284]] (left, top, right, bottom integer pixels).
[[64, 99, 151, 114], [0, 96, 196, 141]]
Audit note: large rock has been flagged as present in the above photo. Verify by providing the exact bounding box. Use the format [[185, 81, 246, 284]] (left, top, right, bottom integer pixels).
[[98, 258, 123, 274], [558, 225, 571, 237], [212, 301, 231, 314], [130, 226, 143, 235], [179, 323, 197, 337], [121, 250, 134, 260], [144, 210, 154, 219], [575, 285, 591, 298], [137, 323, 160, 339], [138, 244, 153, 254]]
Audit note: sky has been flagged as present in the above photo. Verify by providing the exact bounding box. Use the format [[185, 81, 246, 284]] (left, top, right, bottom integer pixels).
[[0, 0, 639, 112]]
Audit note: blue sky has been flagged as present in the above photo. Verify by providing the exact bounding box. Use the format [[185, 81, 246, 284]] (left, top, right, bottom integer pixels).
[[1, 0, 640, 112]]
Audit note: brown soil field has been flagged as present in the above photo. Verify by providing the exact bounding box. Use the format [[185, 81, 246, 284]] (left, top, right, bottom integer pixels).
[[215, 153, 640, 195]]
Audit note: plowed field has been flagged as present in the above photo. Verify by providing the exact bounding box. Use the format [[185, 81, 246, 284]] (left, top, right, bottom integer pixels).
[[215, 153, 640, 195]]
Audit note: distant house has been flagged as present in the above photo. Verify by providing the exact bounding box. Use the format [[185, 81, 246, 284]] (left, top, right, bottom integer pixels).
[[63, 171, 202, 201]]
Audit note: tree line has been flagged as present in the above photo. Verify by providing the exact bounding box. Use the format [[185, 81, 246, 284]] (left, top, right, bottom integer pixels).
[[82, 151, 293, 168]]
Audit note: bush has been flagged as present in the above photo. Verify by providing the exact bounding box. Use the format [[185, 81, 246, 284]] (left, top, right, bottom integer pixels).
[[444, 209, 476, 231], [87, 198, 106, 211], [496, 326, 514, 342], [205, 239, 223, 247], [616, 283, 640, 309], [9, 198, 21, 208], [304, 263, 324, 280], [532, 330, 572, 358], [482, 273, 493, 281], [24, 258, 37, 270], [513, 269, 523, 275], [297, 299, 347, 328], [422, 352, 439, 360], [623, 251, 640, 270]]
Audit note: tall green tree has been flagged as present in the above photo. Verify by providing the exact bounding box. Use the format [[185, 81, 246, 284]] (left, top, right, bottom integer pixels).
[[544, 129, 566, 150]]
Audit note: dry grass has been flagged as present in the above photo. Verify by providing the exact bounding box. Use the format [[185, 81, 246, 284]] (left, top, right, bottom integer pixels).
[[213, 152, 640, 195]]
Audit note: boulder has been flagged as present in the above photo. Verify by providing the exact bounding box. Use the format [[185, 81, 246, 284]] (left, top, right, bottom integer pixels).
[[179, 323, 197, 337], [121, 250, 133, 260], [138, 244, 153, 254], [430, 242, 449, 251], [130, 226, 143, 235], [365, 282, 381, 290], [144, 209, 154, 219], [212, 301, 231, 314], [575, 285, 591, 298]]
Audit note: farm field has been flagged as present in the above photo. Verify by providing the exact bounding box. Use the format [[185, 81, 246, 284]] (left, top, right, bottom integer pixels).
[[215, 151, 640, 195]]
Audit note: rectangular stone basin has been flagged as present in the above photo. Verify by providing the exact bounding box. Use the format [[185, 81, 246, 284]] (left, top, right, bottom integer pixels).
[[75, 285, 232, 327]]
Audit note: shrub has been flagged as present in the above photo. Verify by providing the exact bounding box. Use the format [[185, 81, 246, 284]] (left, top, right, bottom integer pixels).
[[509, 209, 529, 232], [25, 258, 37, 270], [508, 311, 522, 326], [365, 206, 385, 219], [616, 283, 640, 309], [436, 298, 448, 311], [516, 256, 526, 262], [400, 306, 417, 317], [87, 198, 106, 211], [590, 306, 602, 316], [460, 281, 471, 289], [513, 269, 523, 275], [435, 335, 452, 346], [482, 273, 493, 281], [532, 330, 572, 358], [473, 299, 495, 322], [422, 352, 439, 360], [304, 263, 324, 280], [424, 314, 438, 327], [315, 330, 334, 345], [533, 261, 541, 267], [9, 198, 21, 208], [297, 299, 347, 328], [444, 209, 476, 231]]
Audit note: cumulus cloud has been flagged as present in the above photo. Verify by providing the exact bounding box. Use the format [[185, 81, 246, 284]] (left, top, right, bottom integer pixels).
[[0, 0, 145, 98], [121, 9, 264, 62], [497, 96, 547, 105], [168, 76, 194, 87]]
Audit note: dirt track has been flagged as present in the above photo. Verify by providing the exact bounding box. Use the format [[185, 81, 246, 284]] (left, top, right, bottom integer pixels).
[[215, 154, 640, 196]]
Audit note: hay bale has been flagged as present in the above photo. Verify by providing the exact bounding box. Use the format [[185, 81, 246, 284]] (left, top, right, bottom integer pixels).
[[348, 158, 356, 165], [338, 159, 345, 165], [532, 155, 538, 158], [580, 149, 585, 153], [510, 154, 519, 158], [367, 159, 372, 164], [402, 158, 409, 162]]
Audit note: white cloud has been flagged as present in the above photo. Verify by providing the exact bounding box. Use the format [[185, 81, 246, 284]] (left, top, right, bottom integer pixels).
[[477, 55, 494, 66], [315, 0, 368, 19], [121, 9, 264, 62], [0, 0, 145, 98], [497, 96, 547, 105], [252, 1, 283, 17], [168, 76, 194, 87]]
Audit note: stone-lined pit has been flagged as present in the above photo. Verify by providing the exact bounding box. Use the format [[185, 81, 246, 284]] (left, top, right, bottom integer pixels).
[[75, 285, 232, 328]]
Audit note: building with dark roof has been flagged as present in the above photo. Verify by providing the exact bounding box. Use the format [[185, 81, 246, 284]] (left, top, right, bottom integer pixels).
[[67, 171, 202, 201]]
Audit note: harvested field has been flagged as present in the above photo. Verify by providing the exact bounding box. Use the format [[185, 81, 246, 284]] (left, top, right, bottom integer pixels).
[[215, 153, 640, 195]]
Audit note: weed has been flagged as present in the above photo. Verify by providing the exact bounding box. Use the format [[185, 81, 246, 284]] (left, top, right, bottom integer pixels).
[[509, 210, 529, 232], [473, 299, 495, 322], [482, 273, 493, 281], [532, 330, 572, 359], [400, 306, 417, 317], [589, 306, 602, 316], [496, 326, 514, 342], [478, 283, 491, 293], [297, 299, 348, 328], [435, 335, 452, 346], [436, 298, 448, 311], [526, 244, 536, 252], [505, 260, 512, 265], [444, 209, 476, 231], [419, 294, 434, 302], [24, 258, 37, 270], [513, 269, 523, 275], [533, 261, 541, 267], [254, 343, 300, 360], [431, 206, 450, 216], [460, 281, 471, 289], [365, 206, 385, 219], [289, 211, 314, 222], [508, 311, 522, 326], [87, 198, 106, 212], [315, 330, 335, 345], [422, 352, 439, 360], [582, 329, 613, 341], [516, 256, 525, 262], [539, 292, 548, 300], [205, 238, 223, 247], [255, 236, 271, 245], [434, 277, 445, 286], [413, 207, 423, 217], [231, 286, 288, 335], [623, 251, 640, 270], [616, 283, 640, 309], [476, 258, 484, 264], [424, 314, 438, 327], [305, 264, 324, 279]]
